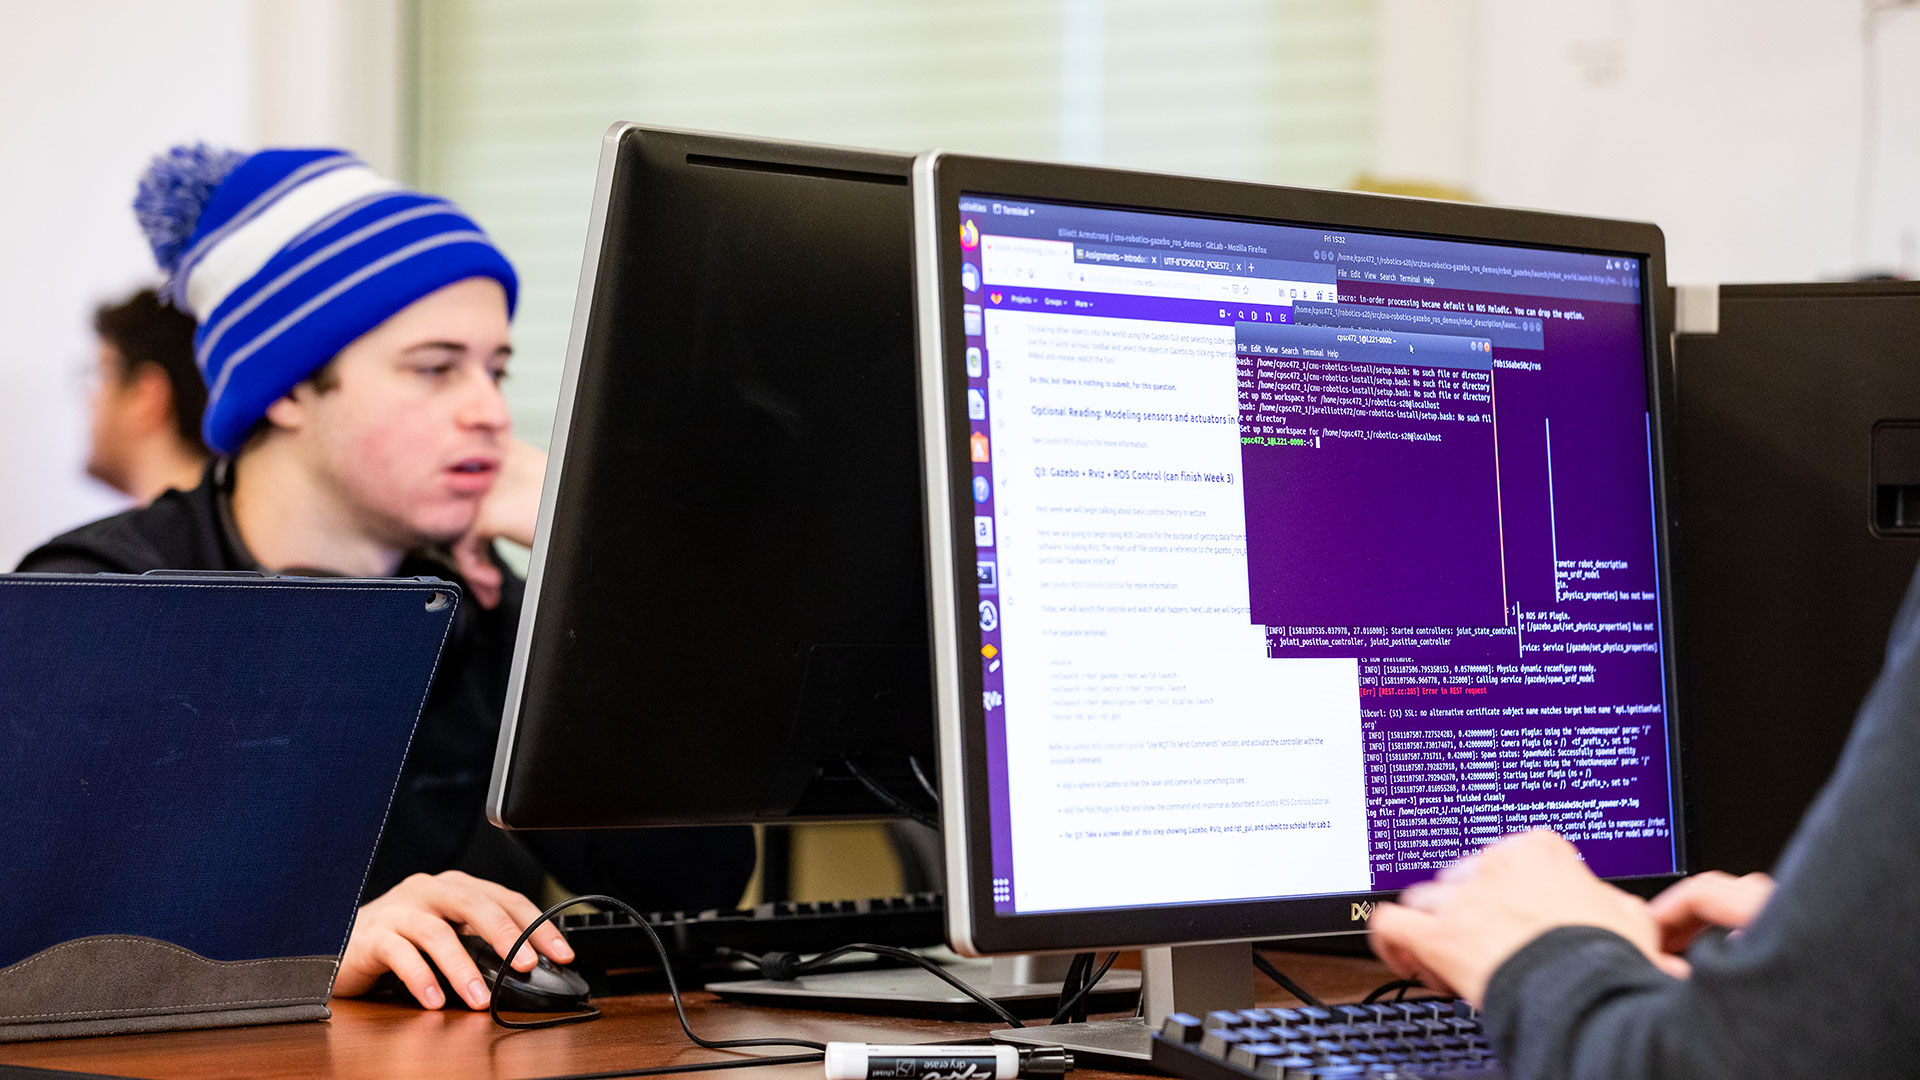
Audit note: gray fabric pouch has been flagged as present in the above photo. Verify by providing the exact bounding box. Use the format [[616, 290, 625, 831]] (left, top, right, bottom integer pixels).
[[0, 935, 336, 1042]]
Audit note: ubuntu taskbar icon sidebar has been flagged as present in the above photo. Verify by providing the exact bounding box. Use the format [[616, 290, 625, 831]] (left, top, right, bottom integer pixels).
[[962, 215, 1006, 754]]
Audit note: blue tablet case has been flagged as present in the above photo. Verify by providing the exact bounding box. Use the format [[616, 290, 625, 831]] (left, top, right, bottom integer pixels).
[[0, 573, 458, 1041]]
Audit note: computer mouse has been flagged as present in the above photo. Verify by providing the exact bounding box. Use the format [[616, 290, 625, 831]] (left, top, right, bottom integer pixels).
[[420, 934, 592, 1013]]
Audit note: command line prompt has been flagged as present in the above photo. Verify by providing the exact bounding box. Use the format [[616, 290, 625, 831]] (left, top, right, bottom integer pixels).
[[1236, 323, 1506, 630]]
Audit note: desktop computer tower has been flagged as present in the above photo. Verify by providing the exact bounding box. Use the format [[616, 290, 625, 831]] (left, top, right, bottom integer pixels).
[[1674, 280, 1920, 875]]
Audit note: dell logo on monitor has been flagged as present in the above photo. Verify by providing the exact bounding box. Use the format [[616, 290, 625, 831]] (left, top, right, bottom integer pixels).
[[1350, 902, 1377, 921]]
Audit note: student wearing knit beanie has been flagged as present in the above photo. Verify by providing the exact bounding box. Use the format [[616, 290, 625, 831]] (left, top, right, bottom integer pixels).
[[19, 145, 755, 1011]]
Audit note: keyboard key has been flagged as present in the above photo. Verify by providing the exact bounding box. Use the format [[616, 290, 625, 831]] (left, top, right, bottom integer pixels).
[[1274, 1056, 1318, 1079], [1201, 1028, 1250, 1057], [1151, 996, 1497, 1080], [1229, 1042, 1290, 1070], [1159, 1013, 1204, 1044]]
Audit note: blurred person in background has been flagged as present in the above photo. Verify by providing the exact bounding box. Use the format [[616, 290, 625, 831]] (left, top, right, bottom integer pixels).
[[85, 287, 209, 501]]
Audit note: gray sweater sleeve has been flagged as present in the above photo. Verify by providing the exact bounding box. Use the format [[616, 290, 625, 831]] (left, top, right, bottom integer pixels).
[[1480, 563, 1920, 1080]]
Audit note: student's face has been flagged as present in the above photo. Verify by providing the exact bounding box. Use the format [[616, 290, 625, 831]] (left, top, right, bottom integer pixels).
[[274, 277, 513, 548], [85, 342, 154, 495]]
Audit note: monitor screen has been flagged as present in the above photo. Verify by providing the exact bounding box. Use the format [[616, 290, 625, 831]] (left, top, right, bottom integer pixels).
[[953, 190, 1675, 918]]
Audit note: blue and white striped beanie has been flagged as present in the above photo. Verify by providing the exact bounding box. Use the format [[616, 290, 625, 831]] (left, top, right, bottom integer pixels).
[[133, 144, 518, 454]]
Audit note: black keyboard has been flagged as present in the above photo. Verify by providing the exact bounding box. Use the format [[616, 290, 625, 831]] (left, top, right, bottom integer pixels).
[[1152, 1001, 1503, 1080], [558, 892, 945, 973]]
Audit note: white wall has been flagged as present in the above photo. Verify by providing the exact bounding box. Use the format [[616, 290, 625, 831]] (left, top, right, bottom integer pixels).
[[9, 2, 1912, 568], [1470, 0, 1920, 285], [0, 1, 403, 570], [0, 3, 255, 569], [1378, 0, 1919, 284]]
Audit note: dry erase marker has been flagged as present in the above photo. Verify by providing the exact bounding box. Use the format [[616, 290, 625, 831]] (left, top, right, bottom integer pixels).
[[823, 1044, 1072, 1080]]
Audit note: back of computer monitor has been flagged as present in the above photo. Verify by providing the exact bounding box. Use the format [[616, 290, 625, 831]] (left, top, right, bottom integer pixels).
[[488, 126, 936, 829], [1675, 281, 1920, 874]]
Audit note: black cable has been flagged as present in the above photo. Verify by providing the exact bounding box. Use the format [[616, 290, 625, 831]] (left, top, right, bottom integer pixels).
[[1362, 977, 1423, 1005], [727, 942, 1025, 1029], [490, 893, 826, 1056], [498, 900, 1030, 1080], [908, 754, 940, 807], [1053, 952, 1090, 1024], [842, 755, 939, 829], [1250, 952, 1327, 1011], [1048, 952, 1119, 1025]]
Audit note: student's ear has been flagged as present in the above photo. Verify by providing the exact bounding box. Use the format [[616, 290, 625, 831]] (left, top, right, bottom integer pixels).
[[262, 384, 313, 433], [126, 365, 176, 435]]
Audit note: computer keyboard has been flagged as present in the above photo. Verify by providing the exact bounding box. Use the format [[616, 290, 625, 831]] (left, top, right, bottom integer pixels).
[[558, 892, 945, 974], [1152, 1001, 1503, 1080]]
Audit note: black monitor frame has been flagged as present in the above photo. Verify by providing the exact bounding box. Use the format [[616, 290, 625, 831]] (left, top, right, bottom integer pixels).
[[912, 151, 1688, 957], [488, 125, 937, 830]]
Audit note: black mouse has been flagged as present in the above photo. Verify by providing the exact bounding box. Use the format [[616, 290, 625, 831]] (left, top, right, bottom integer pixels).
[[415, 934, 592, 1013]]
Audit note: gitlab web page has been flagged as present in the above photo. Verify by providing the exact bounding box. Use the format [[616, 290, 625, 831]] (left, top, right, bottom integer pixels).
[[972, 218, 1372, 915]]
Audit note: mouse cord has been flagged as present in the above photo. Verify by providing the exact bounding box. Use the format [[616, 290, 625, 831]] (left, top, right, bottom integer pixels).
[[491, 893, 825, 1059], [493, 897, 1039, 1080], [717, 942, 1025, 1029]]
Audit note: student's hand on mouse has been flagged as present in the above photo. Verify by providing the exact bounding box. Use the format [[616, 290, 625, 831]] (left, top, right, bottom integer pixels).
[[332, 870, 573, 1009], [1645, 870, 1775, 976], [1368, 829, 1682, 1007], [452, 438, 547, 610]]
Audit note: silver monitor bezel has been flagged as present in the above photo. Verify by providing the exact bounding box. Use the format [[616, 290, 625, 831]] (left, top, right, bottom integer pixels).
[[911, 149, 1687, 957]]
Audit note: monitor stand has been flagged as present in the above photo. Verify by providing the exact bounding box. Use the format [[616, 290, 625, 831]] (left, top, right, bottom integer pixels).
[[991, 942, 1252, 1070], [706, 952, 1140, 1021]]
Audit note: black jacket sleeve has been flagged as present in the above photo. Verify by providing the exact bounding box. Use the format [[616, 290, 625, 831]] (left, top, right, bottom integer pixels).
[[1481, 563, 1920, 1079], [14, 552, 121, 573]]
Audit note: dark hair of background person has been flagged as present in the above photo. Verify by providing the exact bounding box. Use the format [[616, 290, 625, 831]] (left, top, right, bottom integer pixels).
[[94, 288, 208, 453]]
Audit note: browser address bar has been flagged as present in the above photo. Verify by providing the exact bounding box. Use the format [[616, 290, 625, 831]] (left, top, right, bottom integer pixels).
[[1063, 264, 1291, 303], [979, 234, 1333, 305]]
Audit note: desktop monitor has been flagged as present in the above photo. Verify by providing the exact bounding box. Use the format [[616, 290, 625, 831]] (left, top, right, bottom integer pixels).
[[1674, 281, 1920, 875], [487, 126, 937, 831], [488, 127, 1145, 1021], [913, 152, 1685, 1051]]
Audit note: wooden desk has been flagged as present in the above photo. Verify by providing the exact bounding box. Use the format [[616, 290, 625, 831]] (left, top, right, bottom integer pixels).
[[0, 952, 1393, 1080]]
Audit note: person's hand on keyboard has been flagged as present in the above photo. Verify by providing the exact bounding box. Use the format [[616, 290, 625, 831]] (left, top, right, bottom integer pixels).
[[1645, 869, 1775, 976], [331, 870, 575, 1009], [1368, 829, 1676, 1006]]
